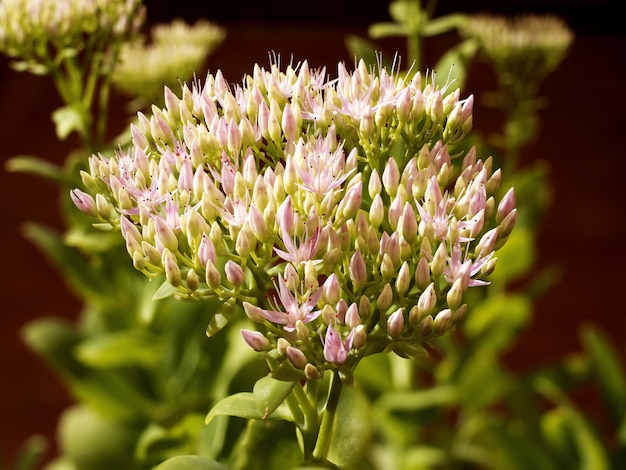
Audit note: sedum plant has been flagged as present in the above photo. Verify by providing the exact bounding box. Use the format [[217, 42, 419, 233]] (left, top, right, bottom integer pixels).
[[71, 58, 516, 467]]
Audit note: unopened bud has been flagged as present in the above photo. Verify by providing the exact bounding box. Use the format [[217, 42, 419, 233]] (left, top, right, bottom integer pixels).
[[277, 338, 290, 356], [349, 250, 367, 290], [186, 269, 199, 291], [417, 283, 437, 317], [446, 278, 464, 310], [345, 303, 361, 329], [433, 308, 452, 335], [241, 329, 270, 351], [376, 283, 393, 312], [305, 363, 319, 380], [163, 249, 181, 287], [352, 324, 367, 349], [225, 260, 245, 287], [395, 261, 411, 295], [431, 242, 447, 278], [287, 346, 308, 369], [387, 308, 404, 339], [205, 260, 222, 290], [415, 257, 431, 290]]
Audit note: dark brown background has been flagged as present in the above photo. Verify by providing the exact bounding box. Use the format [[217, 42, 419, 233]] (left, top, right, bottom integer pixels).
[[1, 0, 624, 466]]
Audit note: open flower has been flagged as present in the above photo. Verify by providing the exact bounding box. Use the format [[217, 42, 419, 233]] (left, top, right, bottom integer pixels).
[[243, 275, 323, 332]]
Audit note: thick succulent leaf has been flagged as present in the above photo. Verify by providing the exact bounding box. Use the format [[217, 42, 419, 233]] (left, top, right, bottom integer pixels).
[[252, 376, 297, 419], [205, 393, 294, 425], [327, 384, 374, 468], [75, 329, 164, 368], [5, 155, 65, 183]]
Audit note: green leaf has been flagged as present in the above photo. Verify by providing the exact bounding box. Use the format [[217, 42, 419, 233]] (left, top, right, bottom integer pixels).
[[52, 105, 86, 140], [152, 280, 179, 301], [376, 385, 457, 413], [205, 393, 294, 425], [580, 324, 626, 423], [75, 329, 165, 368], [368, 22, 409, 39], [252, 376, 296, 419], [4, 155, 65, 183], [422, 13, 468, 36], [152, 455, 228, 470], [327, 385, 374, 468], [541, 407, 577, 468], [560, 406, 612, 470], [228, 420, 301, 470]]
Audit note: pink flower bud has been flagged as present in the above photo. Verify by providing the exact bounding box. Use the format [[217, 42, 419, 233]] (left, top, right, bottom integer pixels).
[[225, 260, 245, 287], [418, 283, 437, 317], [70, 189, 98, 217], [349, 250, 367, 290], [382, 157, 400, 197], [241, 329, 271, 351], [323, 273, 341, 305], [496, 188, 516, 224], [154, 216, 178, 252], [345, 303, 361, 329], [387, 308, 404, 339], [287, 346, 308, 369]]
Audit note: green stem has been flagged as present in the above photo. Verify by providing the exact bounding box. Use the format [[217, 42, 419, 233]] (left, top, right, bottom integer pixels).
[[312, 370, 344, 463]]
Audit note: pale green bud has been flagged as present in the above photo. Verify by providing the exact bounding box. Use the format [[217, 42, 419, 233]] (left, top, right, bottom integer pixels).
[[433, 308, 452, 335], [352, 324, 367, 349], [431, 242, 448, 278], [358, 295, 371, 321], [277, 338, 290, 356], [163, 249, 181, 287], [368, 169, 382, 198], [395, 261, 411, 295], [376, 283, 393, 312], [380, 253, 395, 281], [369, 194, 384, 228], [186, 269, 200, 292], [205, 259, 222, 289], [305, 363, 320, 380], [446, 278, 464, 310]]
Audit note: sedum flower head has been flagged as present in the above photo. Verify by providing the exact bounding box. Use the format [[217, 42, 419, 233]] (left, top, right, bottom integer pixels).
[[111, 19, 226, 107], [460, 13, 573, 87], [0, 0, 144, 73], [73, 58, 516, 379]]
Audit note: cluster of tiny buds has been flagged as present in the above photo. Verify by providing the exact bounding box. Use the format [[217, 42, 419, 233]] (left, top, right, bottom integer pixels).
[[0, 0, 145, 67], [71, 58, 516, 380]]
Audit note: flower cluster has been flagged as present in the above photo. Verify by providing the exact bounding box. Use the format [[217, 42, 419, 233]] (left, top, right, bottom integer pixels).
[[112, 19, 226, 106], [0, 0, 144, 73], [72, 59, 516, 380], [460, 14, 573, 87]]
